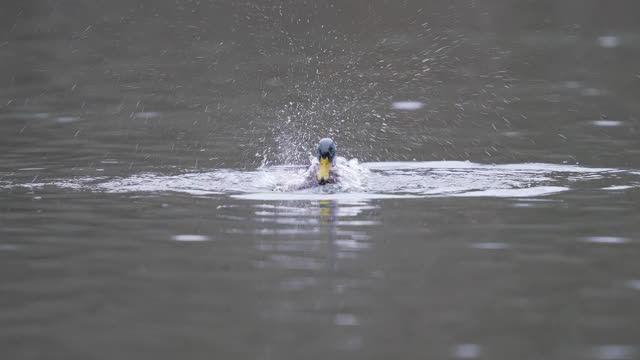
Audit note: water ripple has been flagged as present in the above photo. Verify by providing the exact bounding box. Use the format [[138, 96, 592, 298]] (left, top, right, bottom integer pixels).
[[3, 161, 640, 201]]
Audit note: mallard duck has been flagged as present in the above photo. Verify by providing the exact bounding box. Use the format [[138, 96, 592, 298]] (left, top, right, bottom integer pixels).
[[316, 138, 337, 185]]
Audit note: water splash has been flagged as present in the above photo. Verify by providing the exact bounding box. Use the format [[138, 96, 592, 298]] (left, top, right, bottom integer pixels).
[[3, 161, 639, 201]]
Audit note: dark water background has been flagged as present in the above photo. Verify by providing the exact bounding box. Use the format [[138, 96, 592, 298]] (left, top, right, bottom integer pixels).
[[1, 1, 640, 359]]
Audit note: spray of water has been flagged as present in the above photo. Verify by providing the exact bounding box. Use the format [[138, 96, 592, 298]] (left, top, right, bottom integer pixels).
[[261, 156, 368, 192]]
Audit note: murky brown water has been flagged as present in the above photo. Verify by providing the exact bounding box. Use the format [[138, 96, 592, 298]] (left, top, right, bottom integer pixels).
[[2, 1, 640, 359]]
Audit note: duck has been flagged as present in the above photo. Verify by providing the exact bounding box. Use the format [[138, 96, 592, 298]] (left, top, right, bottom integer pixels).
[[315, 137, 337, 185]]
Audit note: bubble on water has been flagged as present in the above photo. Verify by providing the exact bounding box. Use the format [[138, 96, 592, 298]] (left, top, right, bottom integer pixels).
[[391, 101, 424, 110], [172, 234, 211, 242]]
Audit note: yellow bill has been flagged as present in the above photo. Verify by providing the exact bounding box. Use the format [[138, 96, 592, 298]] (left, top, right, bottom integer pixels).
[[317, 156, 331, 183]]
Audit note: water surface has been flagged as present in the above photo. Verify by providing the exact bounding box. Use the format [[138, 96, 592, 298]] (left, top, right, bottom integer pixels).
[[2, 1, 640, 359]]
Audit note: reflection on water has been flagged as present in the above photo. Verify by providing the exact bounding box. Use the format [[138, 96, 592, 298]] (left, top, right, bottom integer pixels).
[[251, 200, 376, 270], [247, 199, 373, 352]]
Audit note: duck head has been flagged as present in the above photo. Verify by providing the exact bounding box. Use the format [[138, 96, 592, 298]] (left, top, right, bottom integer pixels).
[[316, 138, 336, 184]]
